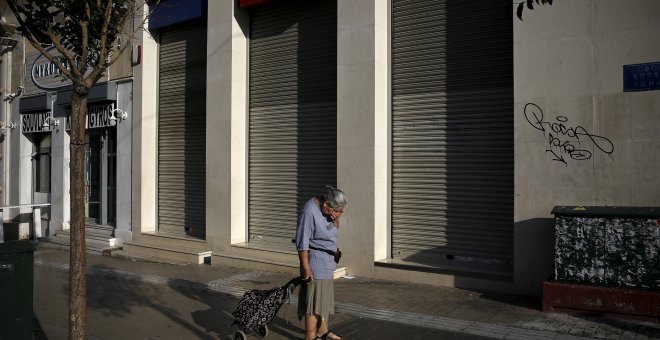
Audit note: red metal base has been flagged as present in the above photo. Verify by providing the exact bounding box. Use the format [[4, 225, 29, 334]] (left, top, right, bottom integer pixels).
[[542, 280, 660, 320]]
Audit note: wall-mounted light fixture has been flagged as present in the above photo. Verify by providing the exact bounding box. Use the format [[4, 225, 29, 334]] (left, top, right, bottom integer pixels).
[[3, 86, 23, 102], [42, 116, 60, 128], [109, 108, 128, 123], [0, 121, 16, 129]]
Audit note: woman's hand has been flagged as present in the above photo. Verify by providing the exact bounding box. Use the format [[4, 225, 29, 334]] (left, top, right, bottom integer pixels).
[[330, 210, 343, 222], [303, 267, 314, 281]]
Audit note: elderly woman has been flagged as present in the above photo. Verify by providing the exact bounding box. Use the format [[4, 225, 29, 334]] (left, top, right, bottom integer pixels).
[[295, 186, 347, 340]]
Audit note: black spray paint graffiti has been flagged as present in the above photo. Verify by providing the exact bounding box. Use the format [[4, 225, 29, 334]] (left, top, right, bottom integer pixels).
[[524, 103, 614, 166]]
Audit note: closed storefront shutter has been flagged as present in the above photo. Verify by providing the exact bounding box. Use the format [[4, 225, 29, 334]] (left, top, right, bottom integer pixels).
[[157, 21, 207, 238], [248, 0, 337, 246], [391, 0, 514, 273]]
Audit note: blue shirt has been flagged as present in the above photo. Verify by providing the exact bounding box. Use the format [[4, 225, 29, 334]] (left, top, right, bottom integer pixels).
[[295, 198, 338, 280]]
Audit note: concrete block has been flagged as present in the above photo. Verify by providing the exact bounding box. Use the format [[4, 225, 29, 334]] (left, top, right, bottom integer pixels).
[[123, 241, 211, 264]]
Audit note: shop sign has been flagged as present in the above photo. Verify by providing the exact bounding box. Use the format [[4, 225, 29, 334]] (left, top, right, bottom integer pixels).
[[30, 47, 73, 91], [25, 47, 107, 96], [65, 103, 116, 130], [22, 104, 116, 134], [21, 111, 53, 133]]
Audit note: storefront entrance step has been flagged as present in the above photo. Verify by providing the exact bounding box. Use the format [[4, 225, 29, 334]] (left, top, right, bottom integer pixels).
[[122, 240, 211, 265], [231, 242, 298, 258], [138, 232, 208, 251], [56, 226, 114, 239], [212, 250, 299, 275], [212, 251, 347, 280], [54, 229, 118, 247], [333, 267, 347, 279], [36, 235, 117, 255], [84, 223, 115, 233]]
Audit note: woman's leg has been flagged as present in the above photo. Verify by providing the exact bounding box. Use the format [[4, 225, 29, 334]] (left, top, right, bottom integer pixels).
[[318, 318, 342, 340], [304, 314, 321, 340], [318, 318, 328, 336]]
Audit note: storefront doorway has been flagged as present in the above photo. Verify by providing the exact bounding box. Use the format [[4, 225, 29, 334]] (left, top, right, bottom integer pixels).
[[85, 128, 116, 226]]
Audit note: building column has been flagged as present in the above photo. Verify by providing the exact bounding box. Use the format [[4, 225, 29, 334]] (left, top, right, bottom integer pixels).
[[206, 0, 249, 251], [51, 102, 70, 232], [10, 109, 33, 239], [115, 81, 133, 244], [0, 49, 12, 240], [337, 0, 390, 276], [132, 4, 158, 235], [0, 49, 10, 209]]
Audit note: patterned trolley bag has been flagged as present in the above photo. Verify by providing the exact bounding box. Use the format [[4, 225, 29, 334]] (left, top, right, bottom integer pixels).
[[231, 277, 305, 340]]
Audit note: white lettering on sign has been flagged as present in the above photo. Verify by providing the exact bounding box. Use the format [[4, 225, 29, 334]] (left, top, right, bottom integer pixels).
[[34, 62, 62, 79], [21, 112, 51, 134], [64, 103, 116, 130], [30, 47, 74, 90]]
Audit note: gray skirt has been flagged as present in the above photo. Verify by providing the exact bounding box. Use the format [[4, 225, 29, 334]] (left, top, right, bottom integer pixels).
[[297, 279, 335, 320]]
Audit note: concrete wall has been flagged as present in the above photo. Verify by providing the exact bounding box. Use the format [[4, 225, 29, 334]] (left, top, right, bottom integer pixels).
[[513, 0, 660, 295], [108, 15, 135, 81]]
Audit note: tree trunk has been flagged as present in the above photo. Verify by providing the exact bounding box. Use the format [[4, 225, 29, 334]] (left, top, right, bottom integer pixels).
[[69, 87, 89, 340]]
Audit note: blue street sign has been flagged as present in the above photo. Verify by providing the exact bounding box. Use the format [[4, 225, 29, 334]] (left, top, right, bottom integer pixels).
[[623, 62, 660, 92]]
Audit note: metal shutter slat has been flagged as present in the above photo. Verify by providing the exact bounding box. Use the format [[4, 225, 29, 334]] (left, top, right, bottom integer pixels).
[[157, 21, 207, 239], [248, 0, 337, 246], [391, 0, 513, 272]]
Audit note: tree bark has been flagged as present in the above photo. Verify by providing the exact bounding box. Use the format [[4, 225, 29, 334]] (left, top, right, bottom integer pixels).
[[69, 86, 89, 340]]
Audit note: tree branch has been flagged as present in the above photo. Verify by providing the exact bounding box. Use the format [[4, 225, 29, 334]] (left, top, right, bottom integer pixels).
[[4, 2, 80, 80], [85, 0, 115, 86], [79, 2, 91, 75]]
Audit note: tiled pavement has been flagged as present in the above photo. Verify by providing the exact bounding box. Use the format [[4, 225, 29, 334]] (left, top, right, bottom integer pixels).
[[32, 247, 659, 340]]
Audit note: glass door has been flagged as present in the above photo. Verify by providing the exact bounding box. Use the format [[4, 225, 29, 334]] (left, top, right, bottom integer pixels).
[[85, 131, 102, 224], [107, 130, 117, 225], [84, 128, 117, 226]]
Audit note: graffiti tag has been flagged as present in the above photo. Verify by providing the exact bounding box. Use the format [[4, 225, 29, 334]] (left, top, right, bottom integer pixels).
[[524, 103, 614, 166]]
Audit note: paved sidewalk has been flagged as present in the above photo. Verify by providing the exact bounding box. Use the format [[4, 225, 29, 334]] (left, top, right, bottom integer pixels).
[[32, 247, 659, 340]]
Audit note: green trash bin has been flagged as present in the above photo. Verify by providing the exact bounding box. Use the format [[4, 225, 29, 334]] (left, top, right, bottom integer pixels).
[[0, 241, 34, 340]]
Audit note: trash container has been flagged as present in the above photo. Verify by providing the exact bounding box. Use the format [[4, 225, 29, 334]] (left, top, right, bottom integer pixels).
[[0, 240, 34, 340]]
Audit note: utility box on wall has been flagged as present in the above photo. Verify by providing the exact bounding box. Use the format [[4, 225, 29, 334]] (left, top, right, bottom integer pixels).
[[0, 241, 35, 339], [552, 206, 660, 289], [543, 206, 660, 318]]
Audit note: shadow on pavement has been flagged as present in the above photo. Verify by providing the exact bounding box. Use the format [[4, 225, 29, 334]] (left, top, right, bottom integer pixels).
[[476, 290, 542, 310], [83, 264, 219, 339], [33, 311, 49, 340], [560, 312, 660, 337], [166, 278, 305, 339]]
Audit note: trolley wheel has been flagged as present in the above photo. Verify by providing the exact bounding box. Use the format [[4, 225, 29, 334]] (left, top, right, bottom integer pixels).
[[257, 325, 269, 338], [233, 330, 247, 340]]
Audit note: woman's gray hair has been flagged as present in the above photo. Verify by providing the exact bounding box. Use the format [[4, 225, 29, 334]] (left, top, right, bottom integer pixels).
[[320, 185, 347, 208]]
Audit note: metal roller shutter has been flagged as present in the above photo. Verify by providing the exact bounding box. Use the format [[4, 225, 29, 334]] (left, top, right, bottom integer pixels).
[[248, 0, 337, 246], [157, 21, 207, 238], [391, 0, 514, 273]]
